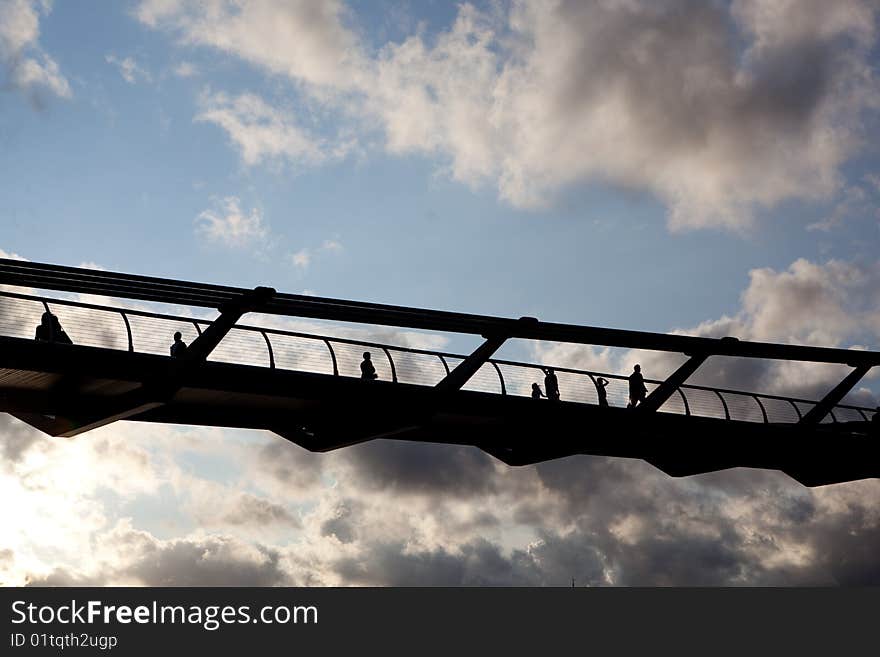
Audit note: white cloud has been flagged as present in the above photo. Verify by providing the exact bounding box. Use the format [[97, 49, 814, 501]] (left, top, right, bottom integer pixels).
[[0, 0, 71, 102], [137, 0, 880, 231], [105, 53, 152, 84], [195, 196, 268, 250], [290, 248, 311, 269], [172, 60, 198, 78], [288, 238, 343, 271], [0, 248, 26, 260], [195, 90, 331, 169], [136, 0, 363, 88]]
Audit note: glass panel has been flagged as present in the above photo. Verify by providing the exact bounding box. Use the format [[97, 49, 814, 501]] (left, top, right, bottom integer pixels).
[[208, 327, 270, 368], [123, 314, 200, 356], [386, 350, 446, 386], [268, 333, 334, 375], [0, 296, 46, 340]]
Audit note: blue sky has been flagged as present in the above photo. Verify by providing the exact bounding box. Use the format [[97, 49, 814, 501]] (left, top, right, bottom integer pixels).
[[2, 1, 880, 586], [3, 1, 877, 338]]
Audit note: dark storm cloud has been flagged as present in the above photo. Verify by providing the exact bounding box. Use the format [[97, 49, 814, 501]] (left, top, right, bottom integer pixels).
[[253, 438, 326, 491], [333, 538, 527, 586], [221, 492, 300, 529], [340, 440, 499, 497], [320, 499, 360, 544], [125, 536, 289, 586], [25, 532, 292, 587], [323, 457, 880, 586]]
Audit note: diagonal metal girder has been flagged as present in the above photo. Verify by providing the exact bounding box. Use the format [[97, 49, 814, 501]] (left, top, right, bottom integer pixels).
[[799, 365, 872, 425], [53, 286, 275, 437], [435, 335, 507, 393], [637, 353, 709, 414]]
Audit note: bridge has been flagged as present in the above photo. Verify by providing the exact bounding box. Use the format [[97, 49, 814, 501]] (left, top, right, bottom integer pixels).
[[0, 258, 877, 487]]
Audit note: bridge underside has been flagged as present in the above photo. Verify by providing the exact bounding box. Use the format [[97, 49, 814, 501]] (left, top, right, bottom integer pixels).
[[0, 336, 876, 487]]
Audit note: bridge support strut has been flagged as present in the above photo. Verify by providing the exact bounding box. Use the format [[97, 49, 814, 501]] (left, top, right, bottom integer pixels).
[[799, 365, 872, 425], [638, 353, 708, 414]]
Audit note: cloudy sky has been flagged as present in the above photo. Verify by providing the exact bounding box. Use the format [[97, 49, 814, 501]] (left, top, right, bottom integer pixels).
[[2, 0, 880, 586]]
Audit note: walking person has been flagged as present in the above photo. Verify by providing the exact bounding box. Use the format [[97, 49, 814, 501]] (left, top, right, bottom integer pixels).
[[628, 364, 647, 408]]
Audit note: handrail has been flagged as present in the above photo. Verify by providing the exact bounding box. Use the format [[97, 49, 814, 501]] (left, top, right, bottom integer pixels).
[[0, 288, 875, 419], [4, 258, 880, 367]]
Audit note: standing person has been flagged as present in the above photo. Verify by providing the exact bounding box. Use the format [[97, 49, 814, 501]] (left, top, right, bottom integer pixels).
[[360, 351, 378, 380], [544, 367, 560, 401], [595, 376, 610, 407], [628, 364, 647, 408], [170, 331, 188, 357], [531, 383, 545, 399]]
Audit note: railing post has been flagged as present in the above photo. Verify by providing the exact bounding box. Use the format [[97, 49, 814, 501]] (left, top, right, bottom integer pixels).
[[120, 311, 134, 352], [261, 330, 275, 369], [382, 347, 397, 383], [438, 355, 450, 376], [714, 391, 730, 420], [324, 339, 338, 376], [490, 361, 506, 395], [192, 321, 203, 336], [788, 400, 802, 420], [753, 395, 769, 423], [677, 388, 690, 416]]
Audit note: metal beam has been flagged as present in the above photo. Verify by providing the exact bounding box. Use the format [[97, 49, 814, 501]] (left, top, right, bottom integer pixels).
[[799, 365, 872, 425], [435, 335, 507, 393], [181, 286, 275, 363], [54, 286, 275, 437], [638, 354, 709, 414]]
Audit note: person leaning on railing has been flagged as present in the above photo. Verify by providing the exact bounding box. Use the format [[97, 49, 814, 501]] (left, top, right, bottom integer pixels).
[[34, 311, 72, 344]]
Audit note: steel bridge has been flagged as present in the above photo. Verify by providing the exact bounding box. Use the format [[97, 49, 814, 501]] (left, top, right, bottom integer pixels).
[[0, 258, 877, 486]]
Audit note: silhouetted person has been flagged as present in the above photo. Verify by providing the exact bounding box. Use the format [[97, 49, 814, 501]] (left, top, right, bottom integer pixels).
[[170, 331, 187, 358], [543, 367, 560, 401], [360, 351, 378, 380], [531, 383, 545, 399], [595, 376, 609, 407], [34, 311, 53, 342], [628, 364, 647, 408], [35, 311, 72, 344]]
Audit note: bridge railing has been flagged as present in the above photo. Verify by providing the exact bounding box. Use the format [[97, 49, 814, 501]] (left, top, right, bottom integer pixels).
[[0, 290, 875, 426]]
